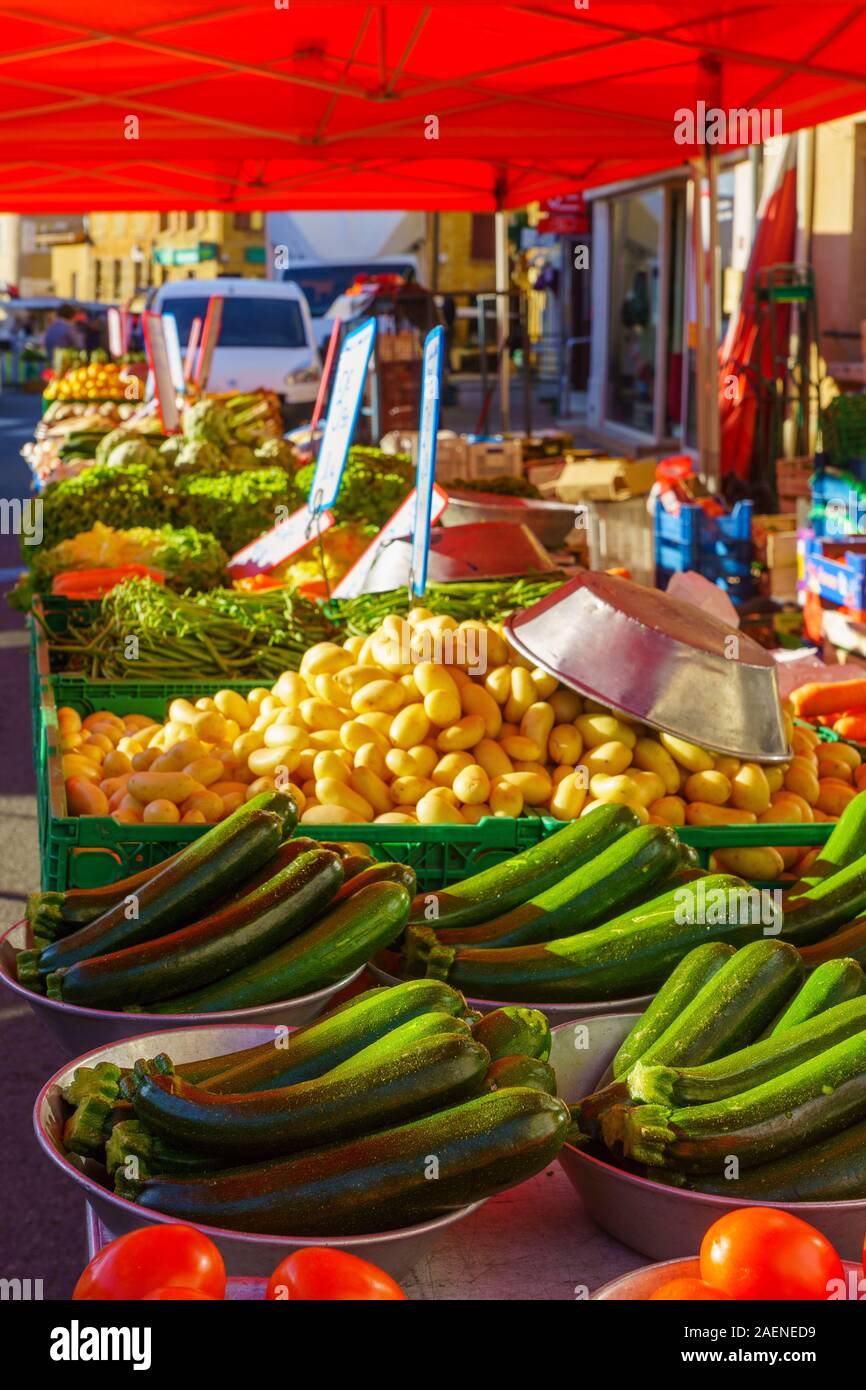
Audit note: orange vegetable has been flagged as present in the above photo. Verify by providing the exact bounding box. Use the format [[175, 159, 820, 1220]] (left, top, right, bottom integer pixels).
[[833, 713, 866, 742], [792, 680, 866, 718]]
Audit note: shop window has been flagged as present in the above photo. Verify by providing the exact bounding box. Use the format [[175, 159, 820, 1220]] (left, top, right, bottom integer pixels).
[[159, 213, 170, 232], [233, 212, 251, 232], [607, 189, 663, 433], [471, 213, 495, 261], [251, 211, 263, 231], [94, 260, 103, 298], [112, 258, 123, 298]]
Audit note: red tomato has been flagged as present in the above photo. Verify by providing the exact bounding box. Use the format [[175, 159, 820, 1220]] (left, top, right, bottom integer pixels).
[[650, 1277, 732, 1301], [266, 1248, 406, 1301], [142, 1288, 218, 1300], [700, 1208, 843, 1301], [73, 1225, 226, 1301]]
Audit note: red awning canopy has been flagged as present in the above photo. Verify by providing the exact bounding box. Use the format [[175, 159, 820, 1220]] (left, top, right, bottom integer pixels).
[[3, 1, 866, 210]]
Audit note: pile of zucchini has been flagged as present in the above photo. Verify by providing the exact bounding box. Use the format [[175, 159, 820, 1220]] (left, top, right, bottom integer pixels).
[[58, 981, 571, 1236], [17, 792, 415, 1013], [400, 794, 866, 1003], [575, 938, 866, 1202]]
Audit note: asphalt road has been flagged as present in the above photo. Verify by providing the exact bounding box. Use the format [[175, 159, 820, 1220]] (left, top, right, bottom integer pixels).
[[0, 389, 86, 1298]]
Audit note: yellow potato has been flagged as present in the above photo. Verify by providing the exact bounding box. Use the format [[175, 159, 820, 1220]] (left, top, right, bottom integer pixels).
[[504, 667, 537, 723], [315, 778, 374, 820], [300, 698, 345, 731], [350, 768, 392, 815], [408, 744, 438, 780], [577, 714, 637, 751], [490, 781, 524, 817], [581, 740, 633, 779], [214, 689, 253, 730], [648, 795, 687, 826], [390, 776, 437, 807], [460, 683, 502, 737], [300, 642, 354, 678], [416, 791, 465, 825], [550, 688, 583, 723], [730, 762, 771, 815], [498, 769, 551, 806], [683, 770, 732, 806], [301, 804, 357, 825], [549, 771, 588, 821], [354, 742, 388, 779], [452, 764, 491, 806], [390, 703, 430, 750], [436, 716, 486, 753], [313, 750, 351, 783], [520, 702, 555, 762], [143, 798, 182, 825], [473, 738, 514, 781], [631, 737, 680, 794], [484, 665, 513, 705], [658, 732, 713, 773], [713, 846, 785, 880], [548, 724, 583, 766]]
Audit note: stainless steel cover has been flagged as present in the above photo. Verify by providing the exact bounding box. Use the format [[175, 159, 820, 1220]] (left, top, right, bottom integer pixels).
[[505, 569, 790, 762]]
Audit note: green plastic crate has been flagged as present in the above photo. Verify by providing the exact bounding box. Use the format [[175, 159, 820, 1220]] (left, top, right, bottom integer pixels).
[[36, 677, 837, 893]]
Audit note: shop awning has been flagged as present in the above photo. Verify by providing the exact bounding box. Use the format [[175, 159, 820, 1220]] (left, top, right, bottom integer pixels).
[[3, 1, 866, 211]]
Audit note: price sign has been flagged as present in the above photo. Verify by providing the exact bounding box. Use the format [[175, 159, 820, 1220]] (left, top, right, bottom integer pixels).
[[141, 312, 180, 433], [162, 313, 186, 393], [227, 505, 335, 579], [331, 483, 449, 599], [195, 296, 223, 390], [183, 316, 202, 383], [410, 325, 446, 596], [307, 316, 376, 514], [107, 307, 126, 359]]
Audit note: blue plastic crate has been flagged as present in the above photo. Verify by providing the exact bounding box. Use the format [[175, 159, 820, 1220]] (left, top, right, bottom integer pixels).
[[655, 498, 755, 594], [799, 532, 866, 613]]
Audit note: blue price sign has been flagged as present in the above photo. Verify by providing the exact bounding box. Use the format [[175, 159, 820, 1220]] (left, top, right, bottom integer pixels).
[[410, 325, 445, 596], [308, 316, 377, 514]]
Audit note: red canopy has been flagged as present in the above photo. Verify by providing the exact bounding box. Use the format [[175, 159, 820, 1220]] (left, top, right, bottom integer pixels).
[[3, 1, 866, 210]]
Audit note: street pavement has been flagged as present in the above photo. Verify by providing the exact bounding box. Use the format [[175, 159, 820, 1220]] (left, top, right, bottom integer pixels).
[[0, 389, 86, 1297]]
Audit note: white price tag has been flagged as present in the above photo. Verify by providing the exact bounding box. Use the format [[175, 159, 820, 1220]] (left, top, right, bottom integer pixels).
[[331, 483, 449, 599], [308, 317, 376, 513], [227, 505, 335, 578], [410, 325, 446, 596]]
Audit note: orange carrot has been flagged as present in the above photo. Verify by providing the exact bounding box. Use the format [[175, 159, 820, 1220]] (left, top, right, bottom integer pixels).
[[833, 713, 866, 742], [792, 680, 866, 718]]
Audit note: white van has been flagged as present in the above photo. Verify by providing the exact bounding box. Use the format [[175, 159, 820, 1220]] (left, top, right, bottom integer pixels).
[[151, 278, 322, 420]]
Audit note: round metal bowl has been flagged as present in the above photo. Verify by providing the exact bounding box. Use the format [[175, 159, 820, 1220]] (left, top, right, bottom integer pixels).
[[548, 1016, 866, 1264], [34, 1024, 483, 1280], [592, 1256, 864, 1300], [1, 920, 363, 1057], [441, 491, 582, 549], [505, 569, 791, 763], [368, 950, 653, 1024]]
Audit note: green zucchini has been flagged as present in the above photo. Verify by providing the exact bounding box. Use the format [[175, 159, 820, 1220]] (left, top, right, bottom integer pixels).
[[26, 853, 185, 942], [622, 1030, 866, 1171], [328, 1013, 470, 1076], [418, 875, 767, 1003], [105, 1120, 216, 1178], [331, 861, 417, 904], [580, 939, 804, 1136], [407, 803, 640, 931], [133, 1031, 490, 1160], [658, 1119, 866, 1201], [46, 850, 344, 1009], [629, 993, 866, 1107], [23, 796, 291, 983], [799, 918, 866, 969], [146, 881, 411, 1014], [483, 1054, 557, 1095], [471, 1006, 551, 1061], [118, 1087, 571, 1235], [611, 943, 736, 1079], [222, 838, 319, 901], [782, 851, 866, 946], [790, 789, 866, 891], [771, 957, 866, 1033], [199, 979, 466, 1093], [404, 825, 682, 952]]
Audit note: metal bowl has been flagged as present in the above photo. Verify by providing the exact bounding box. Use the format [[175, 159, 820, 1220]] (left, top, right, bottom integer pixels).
[[368, 950, 653, 1024], [505, 569, 790, 763], [34, 1025, 483, 1279], [442, 491, 583, 549], [592, 1256, 864, 1300], [549, 1016, 866, 1263], [0, 920, 363, 1057]]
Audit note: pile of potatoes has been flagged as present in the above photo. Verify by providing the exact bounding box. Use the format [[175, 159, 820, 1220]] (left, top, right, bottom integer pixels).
[[54, 611, 857, 880]]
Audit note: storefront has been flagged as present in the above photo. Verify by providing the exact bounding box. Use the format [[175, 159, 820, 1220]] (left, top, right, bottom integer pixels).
[[586, 155, 758, 457]]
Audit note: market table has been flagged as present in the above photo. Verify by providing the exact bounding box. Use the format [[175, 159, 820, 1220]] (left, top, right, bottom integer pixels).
[[86, 1164, 646, 1302]]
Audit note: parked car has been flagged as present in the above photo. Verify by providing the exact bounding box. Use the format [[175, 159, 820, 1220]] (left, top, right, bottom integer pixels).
[[150, 278, 322, 422]]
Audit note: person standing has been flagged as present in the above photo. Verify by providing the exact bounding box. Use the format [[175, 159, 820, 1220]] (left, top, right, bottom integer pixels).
[[43, 304, 84, 356]]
